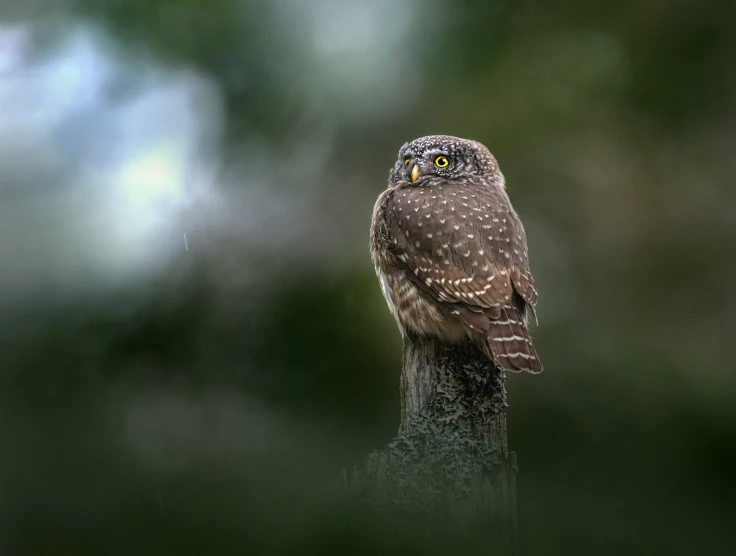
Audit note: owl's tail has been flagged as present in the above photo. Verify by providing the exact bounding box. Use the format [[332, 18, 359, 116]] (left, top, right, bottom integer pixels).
[[486, 305, 543, 373]]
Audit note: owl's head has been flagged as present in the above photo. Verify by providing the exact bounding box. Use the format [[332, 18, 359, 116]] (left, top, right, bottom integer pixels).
[[389, 135, 504, 189]]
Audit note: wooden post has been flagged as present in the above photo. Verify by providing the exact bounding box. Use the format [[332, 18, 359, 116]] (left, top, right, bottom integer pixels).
[[344, 334, 519, 554]]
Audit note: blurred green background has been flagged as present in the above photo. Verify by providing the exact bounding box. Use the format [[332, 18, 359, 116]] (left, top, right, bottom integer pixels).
[[0, 0, 734, 554]]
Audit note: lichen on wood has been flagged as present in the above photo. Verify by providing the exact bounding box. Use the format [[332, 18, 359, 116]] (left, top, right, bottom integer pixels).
[[343, 334, 519, 552]]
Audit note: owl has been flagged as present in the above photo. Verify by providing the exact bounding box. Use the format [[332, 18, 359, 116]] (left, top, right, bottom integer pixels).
[[370, 135, 542, 373]]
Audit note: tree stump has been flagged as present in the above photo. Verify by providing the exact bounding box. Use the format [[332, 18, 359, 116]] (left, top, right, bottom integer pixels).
[[343, 334, 519, 554]]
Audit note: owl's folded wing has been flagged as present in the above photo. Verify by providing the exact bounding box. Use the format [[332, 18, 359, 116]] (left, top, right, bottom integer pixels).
[[394, 250, 512, 313], [387, 214, 541, 370], [385, 185, 527, 319]]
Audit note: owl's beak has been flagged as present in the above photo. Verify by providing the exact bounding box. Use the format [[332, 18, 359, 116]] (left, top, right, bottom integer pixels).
[[411, 164, 420, 183]]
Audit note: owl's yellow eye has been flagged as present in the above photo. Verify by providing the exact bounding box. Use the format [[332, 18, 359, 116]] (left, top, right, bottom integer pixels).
[[434, 155, 449, 168], [403, 157, 411, 166]]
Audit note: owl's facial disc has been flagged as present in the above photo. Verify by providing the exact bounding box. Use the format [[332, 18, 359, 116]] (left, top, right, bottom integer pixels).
[[399, 148, 452, 185]]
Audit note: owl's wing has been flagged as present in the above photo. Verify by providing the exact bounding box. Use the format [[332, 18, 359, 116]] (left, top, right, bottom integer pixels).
[[511, 267, 538, 323], [386, 183, 542, 372], [508, 220, 538, 323], [385, 185, 518, 319]]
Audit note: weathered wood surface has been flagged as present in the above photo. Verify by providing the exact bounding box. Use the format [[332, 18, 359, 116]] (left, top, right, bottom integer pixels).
[[343, 334, 519, 554]]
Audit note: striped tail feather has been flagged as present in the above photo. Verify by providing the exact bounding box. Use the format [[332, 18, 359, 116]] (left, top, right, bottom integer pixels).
[[487, 305, 543, 373]]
